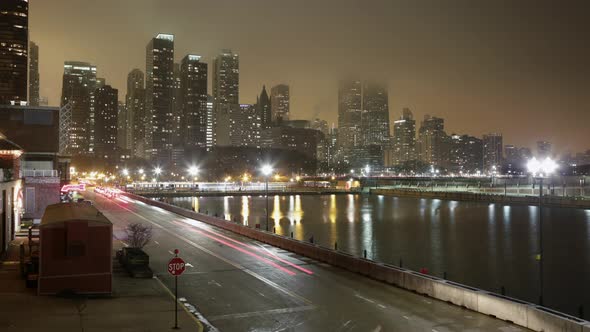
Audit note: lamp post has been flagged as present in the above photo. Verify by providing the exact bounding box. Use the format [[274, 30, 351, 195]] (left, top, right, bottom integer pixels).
[[188, 166, 198, 190], [261, 165, 273, 231], [154, 167, 162, 189], [527, 157, 557, 306]]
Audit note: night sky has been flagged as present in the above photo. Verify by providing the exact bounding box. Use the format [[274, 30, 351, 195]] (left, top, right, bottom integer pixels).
[[30, 0, 590, 153]]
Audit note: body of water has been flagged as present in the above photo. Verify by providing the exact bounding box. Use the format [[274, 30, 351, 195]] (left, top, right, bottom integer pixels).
[[164, 194, 590, 318]]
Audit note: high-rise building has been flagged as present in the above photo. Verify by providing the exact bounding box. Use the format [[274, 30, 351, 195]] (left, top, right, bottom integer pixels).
[[180, 55, 208, 148], [212, 49, 239, 145], [311, 118, 329, 136], [0, 0, 28, 105], [361, 82, 389, 146], [216, 103, 261, 148], [206, 95, 215, 150], [337, 79, 362, 163], [93, 85, 118, 158], [146, 33, 175, 164], [117, 102, 127, 149], [261, 127, 321, 160], [125, 69, 145, 157], [256, 86, 271, 128], [390, 108, 416, 165], [537, 141, 552, 158], [28, 41, 39, 106], [172, 63, 182, 147], [60, 61, 97, 155], [417, 115, 449, 167], [270, 84, 290, 123], [483, 133, 503, 172], [450, 134, 483, 173]]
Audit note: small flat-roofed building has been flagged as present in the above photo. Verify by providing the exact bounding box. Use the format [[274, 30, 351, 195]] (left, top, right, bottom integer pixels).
[[38, 203, 112, 295]]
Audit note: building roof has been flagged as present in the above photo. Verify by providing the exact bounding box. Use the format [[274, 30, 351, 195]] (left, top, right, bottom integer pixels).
[[40, 203, 111, 227], [0, 136, 23, 152]]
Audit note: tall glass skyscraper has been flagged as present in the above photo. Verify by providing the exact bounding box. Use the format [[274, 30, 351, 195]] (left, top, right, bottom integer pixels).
[[146, 33, 175, 164], [0, 0, 28, 105], [361, 81, 389, 147], [60, 61, 97, 155], [28, 41, 39, 106], [125, 69, 145, 157], [270, 84, 290, 123], [337, 79, 362, 163], [180, 54, 208, 148], [392, 108, 416, 165], [212, 49, 239, 146]]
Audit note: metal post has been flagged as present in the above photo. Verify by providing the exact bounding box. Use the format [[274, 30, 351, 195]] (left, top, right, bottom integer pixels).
[[174, 250, 179, 330], [265, 176, 269, 231], [174, 274, 178, 329], [539, 177, 544, 306]]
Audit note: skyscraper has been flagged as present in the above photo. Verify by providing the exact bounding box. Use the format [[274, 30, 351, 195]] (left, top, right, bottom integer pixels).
[[180, 55, 208, 148], [256, 86, 271, 128], [537, 141, 552, 158], [60, 61, 97, 155], [311, 118, 329, 137], [361, 82, 390, 146], [483, 133, 503, 172], [450, 134, 483, 173], [337, 79, 362, 163], [212, 49, 239, 145], [117, 102, 127, 150], [270, 84, 290, 123], [391, 108, 416, 165], [146, 33, 175, 164], [206, 95, 215, 149], [28, 41, 39, 106], [93, 85, 119, 158], [0, 0, 28, 105], [125, 69, 145, 157], [417, 115, 449, 167], [172, 62, 182, 147]]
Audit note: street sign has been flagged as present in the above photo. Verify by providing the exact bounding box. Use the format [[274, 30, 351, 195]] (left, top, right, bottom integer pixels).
[[169, 249, 185, 329], [168, 257, 186, 276]]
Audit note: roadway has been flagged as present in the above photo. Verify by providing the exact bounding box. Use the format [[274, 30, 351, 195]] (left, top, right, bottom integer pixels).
[[87, 191, 526, 332]]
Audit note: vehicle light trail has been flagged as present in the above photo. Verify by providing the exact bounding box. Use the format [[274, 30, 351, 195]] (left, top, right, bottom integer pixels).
[[173, 221, 297, 276], [178, 218, 314, 275]]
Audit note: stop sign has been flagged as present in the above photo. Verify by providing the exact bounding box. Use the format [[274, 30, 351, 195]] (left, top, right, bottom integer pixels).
[[168, 257, 186, 276]]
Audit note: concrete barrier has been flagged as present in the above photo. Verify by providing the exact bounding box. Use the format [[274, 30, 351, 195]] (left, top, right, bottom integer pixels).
[[124, 192, 589, 332], [477, 292, 529, 326], [526, 306, 586, 332]]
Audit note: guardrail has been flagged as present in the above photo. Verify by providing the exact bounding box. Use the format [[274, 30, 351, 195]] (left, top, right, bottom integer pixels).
[[371, 188, 590, 209], [124, 192, 590, 332], [20, 169, 58, 177]]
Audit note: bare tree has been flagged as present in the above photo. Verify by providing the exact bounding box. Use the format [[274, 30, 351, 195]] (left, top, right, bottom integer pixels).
[[125, 223, 153, 249]]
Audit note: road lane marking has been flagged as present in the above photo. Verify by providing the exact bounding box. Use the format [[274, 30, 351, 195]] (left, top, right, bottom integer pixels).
[[104, 197, 313, 306], [186, 262, 194, 268], [207, 305, 315, 321], [377, 304, 386, 309], [177, 218, 314, 275], [355, 293, 375, 303], [403, 315, 410, 320]]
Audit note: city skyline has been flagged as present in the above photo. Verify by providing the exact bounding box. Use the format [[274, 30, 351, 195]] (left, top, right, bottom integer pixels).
[[28, 0, 590, 153]]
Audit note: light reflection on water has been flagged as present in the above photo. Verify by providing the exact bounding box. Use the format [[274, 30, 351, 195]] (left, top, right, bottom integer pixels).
[[167, 194, 590, 318]]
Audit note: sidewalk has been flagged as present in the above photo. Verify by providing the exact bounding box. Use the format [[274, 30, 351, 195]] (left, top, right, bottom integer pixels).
[[0, 238, 203, 332]]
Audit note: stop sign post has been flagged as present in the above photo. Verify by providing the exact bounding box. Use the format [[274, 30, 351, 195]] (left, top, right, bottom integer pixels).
[[168, 249, 186, 329]]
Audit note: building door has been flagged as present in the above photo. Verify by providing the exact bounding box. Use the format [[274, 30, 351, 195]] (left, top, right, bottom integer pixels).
[[1, 190, 6, 254]]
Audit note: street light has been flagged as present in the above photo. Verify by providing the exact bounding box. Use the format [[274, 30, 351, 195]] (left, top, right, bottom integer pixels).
[[261, 165, 273, 231], [122, 168, 129, 177], [188, 166, 199, 190], [154, 167, 162, 188], [527, 156, 557, 306]]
